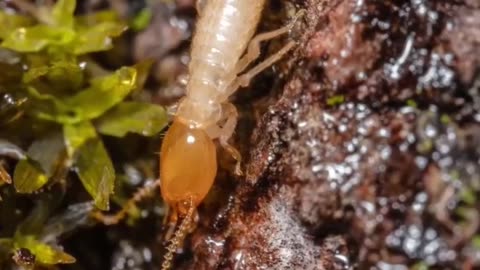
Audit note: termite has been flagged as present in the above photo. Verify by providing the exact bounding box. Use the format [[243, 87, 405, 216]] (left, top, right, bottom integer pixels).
[[94, 1, 303, 269]]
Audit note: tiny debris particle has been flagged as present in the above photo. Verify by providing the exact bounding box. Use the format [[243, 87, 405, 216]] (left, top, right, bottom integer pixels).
[[12, 248, 35, 267]]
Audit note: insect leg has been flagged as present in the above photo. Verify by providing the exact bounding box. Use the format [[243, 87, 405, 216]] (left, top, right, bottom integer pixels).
[[206, 103, 242, 175], [223, 11, 304, 97], [235, 40, 296, 89], [234, 9, 304, 74], [235, 27, 291, 75]]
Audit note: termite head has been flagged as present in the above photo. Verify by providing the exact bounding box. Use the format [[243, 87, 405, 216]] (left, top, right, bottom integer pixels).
[[160, 118, 217, 215]]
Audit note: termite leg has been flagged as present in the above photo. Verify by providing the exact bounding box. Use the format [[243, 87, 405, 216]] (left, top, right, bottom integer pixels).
[[207, 103, 242, 175], [235, 26, 292, 75], [234, 40, 296, 89], [235, 9, 305, 74], [224, 11, 304, 97], [219, 103, 242, 176], [163, 197, 198, 241]]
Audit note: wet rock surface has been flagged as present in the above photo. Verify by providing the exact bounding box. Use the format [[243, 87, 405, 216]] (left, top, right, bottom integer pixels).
[[11, 0, 474, 269], [180, 0, 480, 269]]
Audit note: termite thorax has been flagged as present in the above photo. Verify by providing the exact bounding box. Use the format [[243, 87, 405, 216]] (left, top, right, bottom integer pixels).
[[175, 96, 222, 129]]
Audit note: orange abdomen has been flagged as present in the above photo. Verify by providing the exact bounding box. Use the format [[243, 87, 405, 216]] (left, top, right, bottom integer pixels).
[[159, 119, 217, 214]]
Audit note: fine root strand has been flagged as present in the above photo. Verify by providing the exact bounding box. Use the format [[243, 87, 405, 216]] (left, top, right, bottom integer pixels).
[[91, 179, 160, 225]]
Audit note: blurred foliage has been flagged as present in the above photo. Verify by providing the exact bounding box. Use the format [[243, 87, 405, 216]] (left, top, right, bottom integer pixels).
[[129, 8, 153, 32], [326, 94, 345, 106], [0, 0, 166, 268]]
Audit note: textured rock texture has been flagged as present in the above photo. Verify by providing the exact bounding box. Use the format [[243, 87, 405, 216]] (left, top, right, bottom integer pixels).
[[178, 0, 480, 269]]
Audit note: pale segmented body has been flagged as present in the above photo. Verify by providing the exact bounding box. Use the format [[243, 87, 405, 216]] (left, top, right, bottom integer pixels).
[[176, 0, 267, 129], [161, 0, 298, 214]]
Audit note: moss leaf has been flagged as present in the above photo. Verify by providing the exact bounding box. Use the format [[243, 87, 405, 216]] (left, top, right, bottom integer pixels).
[[27, 132, 66, 177], [96, 102, 167, 137], [73, 22, 126, 54], [130, 8, 152, 32], [26, 66, 137, 124], [75, 10, 120, 27], [0, 11, 34, 39], [13, 159, 48, 193], [23, 59, 83, 92], [132, 60, 153, 93], [13, 132, 65, 193], [63, 66, 137, 120], [1, 25, 75, 52], [63, 121, 97, 158], [74, 138, 115, 210], [14, 236, 75, 265], [472, 235, 480, 250], [51, 0, 76, 28]]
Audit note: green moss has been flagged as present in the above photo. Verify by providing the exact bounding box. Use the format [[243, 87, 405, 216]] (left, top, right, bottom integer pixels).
[[327, 95, 345, 106], [407, 99, 417, 108], [0, 0, 167, 266], [472, 235, 480, 250], [412, 262, 429, 270], [130, 8, 153, 32]]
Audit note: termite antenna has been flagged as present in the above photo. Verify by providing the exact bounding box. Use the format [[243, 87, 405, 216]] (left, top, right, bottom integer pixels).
[[91, 179, 160, 225], [161, 198, 194, 270]]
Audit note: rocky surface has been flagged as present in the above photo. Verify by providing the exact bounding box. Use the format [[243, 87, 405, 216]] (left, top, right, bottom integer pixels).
[[175, 0, 480, 269]]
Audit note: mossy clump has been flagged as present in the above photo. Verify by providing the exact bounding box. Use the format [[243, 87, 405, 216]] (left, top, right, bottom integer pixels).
[[0, 0, 167, 268]]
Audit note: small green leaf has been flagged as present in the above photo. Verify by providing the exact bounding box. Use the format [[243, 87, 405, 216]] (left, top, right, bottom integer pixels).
[[26, 66, 137, 124], [130, 8, 152, 32], [407, 99, 417, 108], [63, 121, 97, 158], [14, 236, 75, 265], [27, 132, 65, 177], [26, 86, 75, 122], [96, 102, 167, 137], [2, 25, 75, 52], [74, 138, 115, 210], [23, 65, 50, 83], [412, 262, 429, 270], [23, 59, 84, 94], [0, 11, 34, 39], [132, 60, 153, 93], [461, 187, 477, 205], [327, 95, 345, 106], [13, 159, 48, 193], [472, 235, 480, 250], [51, 0, 76, 28], [63, 66, 137, 120], [73, 22, 126, 54], [440, 114, 451, 124], [13, 132, 65, 193], [75, 11, 120, 27]]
